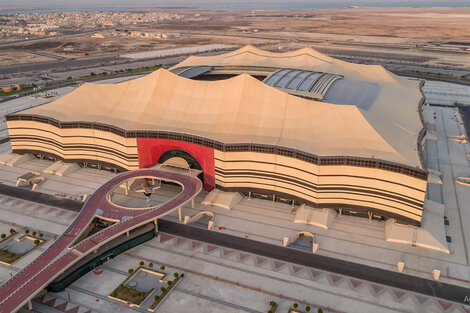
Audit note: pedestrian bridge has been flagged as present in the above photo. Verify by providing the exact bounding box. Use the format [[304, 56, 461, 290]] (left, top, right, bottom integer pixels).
[[0, 167, 202, 313]]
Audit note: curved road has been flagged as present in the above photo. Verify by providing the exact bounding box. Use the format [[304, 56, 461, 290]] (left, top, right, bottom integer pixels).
[[0, 168, 202, 313]]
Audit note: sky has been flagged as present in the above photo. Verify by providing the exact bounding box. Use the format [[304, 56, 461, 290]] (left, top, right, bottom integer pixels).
[[1, 0, 470, 9]]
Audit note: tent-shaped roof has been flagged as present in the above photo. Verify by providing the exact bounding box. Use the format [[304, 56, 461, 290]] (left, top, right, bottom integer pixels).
[[171, 44, 406, 84], [171, 45, 425, 168], [19, 68, 423, 168]]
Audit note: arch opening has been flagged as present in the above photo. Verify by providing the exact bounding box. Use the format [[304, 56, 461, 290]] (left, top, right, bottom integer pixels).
[[157, 149, 204, 183]]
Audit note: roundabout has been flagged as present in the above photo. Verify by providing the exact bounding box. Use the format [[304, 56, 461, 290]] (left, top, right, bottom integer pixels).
[[0, 167, 202, 313]]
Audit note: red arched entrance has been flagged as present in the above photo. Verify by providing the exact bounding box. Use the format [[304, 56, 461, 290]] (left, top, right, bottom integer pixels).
[[136, 138, 215, 191]]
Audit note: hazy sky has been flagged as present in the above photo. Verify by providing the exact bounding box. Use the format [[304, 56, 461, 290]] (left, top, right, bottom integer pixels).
[[2, 0, 470, 9]]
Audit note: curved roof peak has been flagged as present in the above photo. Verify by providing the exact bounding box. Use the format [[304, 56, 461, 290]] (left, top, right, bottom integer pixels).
[[20, 67, 416, 167], [171, 45, 406, 85], [222, 45, 334, 64]]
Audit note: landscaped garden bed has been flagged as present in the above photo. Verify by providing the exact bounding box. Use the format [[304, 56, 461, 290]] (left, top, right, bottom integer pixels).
[[0, 248, 22, 264], [0, 231, 44, 265], [109, 262, 177, 309], [109, 284, 153, 307], [288, 303, 324, 313], [148, 272, 182, 312]]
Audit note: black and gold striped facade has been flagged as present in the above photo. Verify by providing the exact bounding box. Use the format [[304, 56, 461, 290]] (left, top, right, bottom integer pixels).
[[6, 114, 427, 226]]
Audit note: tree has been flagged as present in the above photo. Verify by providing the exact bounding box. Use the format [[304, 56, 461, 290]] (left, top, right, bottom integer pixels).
[[149, 263, 153, 268], [25, 229, 30, 234], [306, 306, 311, 312], [318, 309, 323, 313], [90, 72, 96, 76], [270, 301, 276, 307], [268, 311, 272, 313], [39, 233, 43, 238], [167, 281, 172, 286], [34, 239, 40, 245], [32, 231, 37, 236], [128, 269, 134, 274], [1, 234, 6, 239], [139, 261, 144, 266], [293, 303, 298, 309], [9, 229, 15, 234], [173, 272, 178, 278], [154, 295, 159, 301], [160, 287, 166, 293], [160, 266, 165, 270]]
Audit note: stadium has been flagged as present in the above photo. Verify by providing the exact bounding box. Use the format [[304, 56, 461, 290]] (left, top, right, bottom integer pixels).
[[6, 45, 428, 227]]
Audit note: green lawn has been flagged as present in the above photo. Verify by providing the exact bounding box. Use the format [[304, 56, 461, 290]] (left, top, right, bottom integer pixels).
[[0, 65, 161, 97], [391, 70, 470, 84], [0, 85, 36, 97], [76, 65, 161, 82]]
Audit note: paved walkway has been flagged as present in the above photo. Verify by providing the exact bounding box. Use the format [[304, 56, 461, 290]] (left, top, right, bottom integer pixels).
[[158, 221, 469, 309]]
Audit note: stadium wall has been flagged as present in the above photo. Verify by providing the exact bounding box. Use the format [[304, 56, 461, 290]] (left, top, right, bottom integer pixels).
[[6, 117, 427, 226]]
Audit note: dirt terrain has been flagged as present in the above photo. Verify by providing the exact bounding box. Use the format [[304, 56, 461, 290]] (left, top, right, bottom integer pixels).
[[1, 7, 470, 74]]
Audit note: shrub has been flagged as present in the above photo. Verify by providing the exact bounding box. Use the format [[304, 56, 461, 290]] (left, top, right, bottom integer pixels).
[[128, 269, 134, 274], [149, 263, 153, 268], [160, 266, 165, 270], [32, 231, 37, 236], [139, 261, 144, 266], [34, 239, 40, 245], [154, 295, 159, 301], [268, 311, 272, 313], [167, 281, 172, 285], [25, 229, 30, 234], [1, 234, 6, 239], [173, 272, 178, 278], [318, 309, 323, 313], [160, 287, 166, 293], [39, 233, 43, 238], [90, 72, 96, 76], [10, 229, 15, 234], [293, 303, 298, 309], [306, 306, 310, 312], [270, 301, 276, 307]]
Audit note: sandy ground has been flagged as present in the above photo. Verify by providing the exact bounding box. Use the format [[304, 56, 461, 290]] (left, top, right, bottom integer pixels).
[[1, 7, 470, 67]]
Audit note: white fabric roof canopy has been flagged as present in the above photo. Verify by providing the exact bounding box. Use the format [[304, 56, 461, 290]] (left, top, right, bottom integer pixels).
[[171, 45, 425, 168], [21, 67, 424, 168]]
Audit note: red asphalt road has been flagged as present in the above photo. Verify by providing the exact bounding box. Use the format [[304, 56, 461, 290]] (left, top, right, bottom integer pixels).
[[0, 168, 202, 313]]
